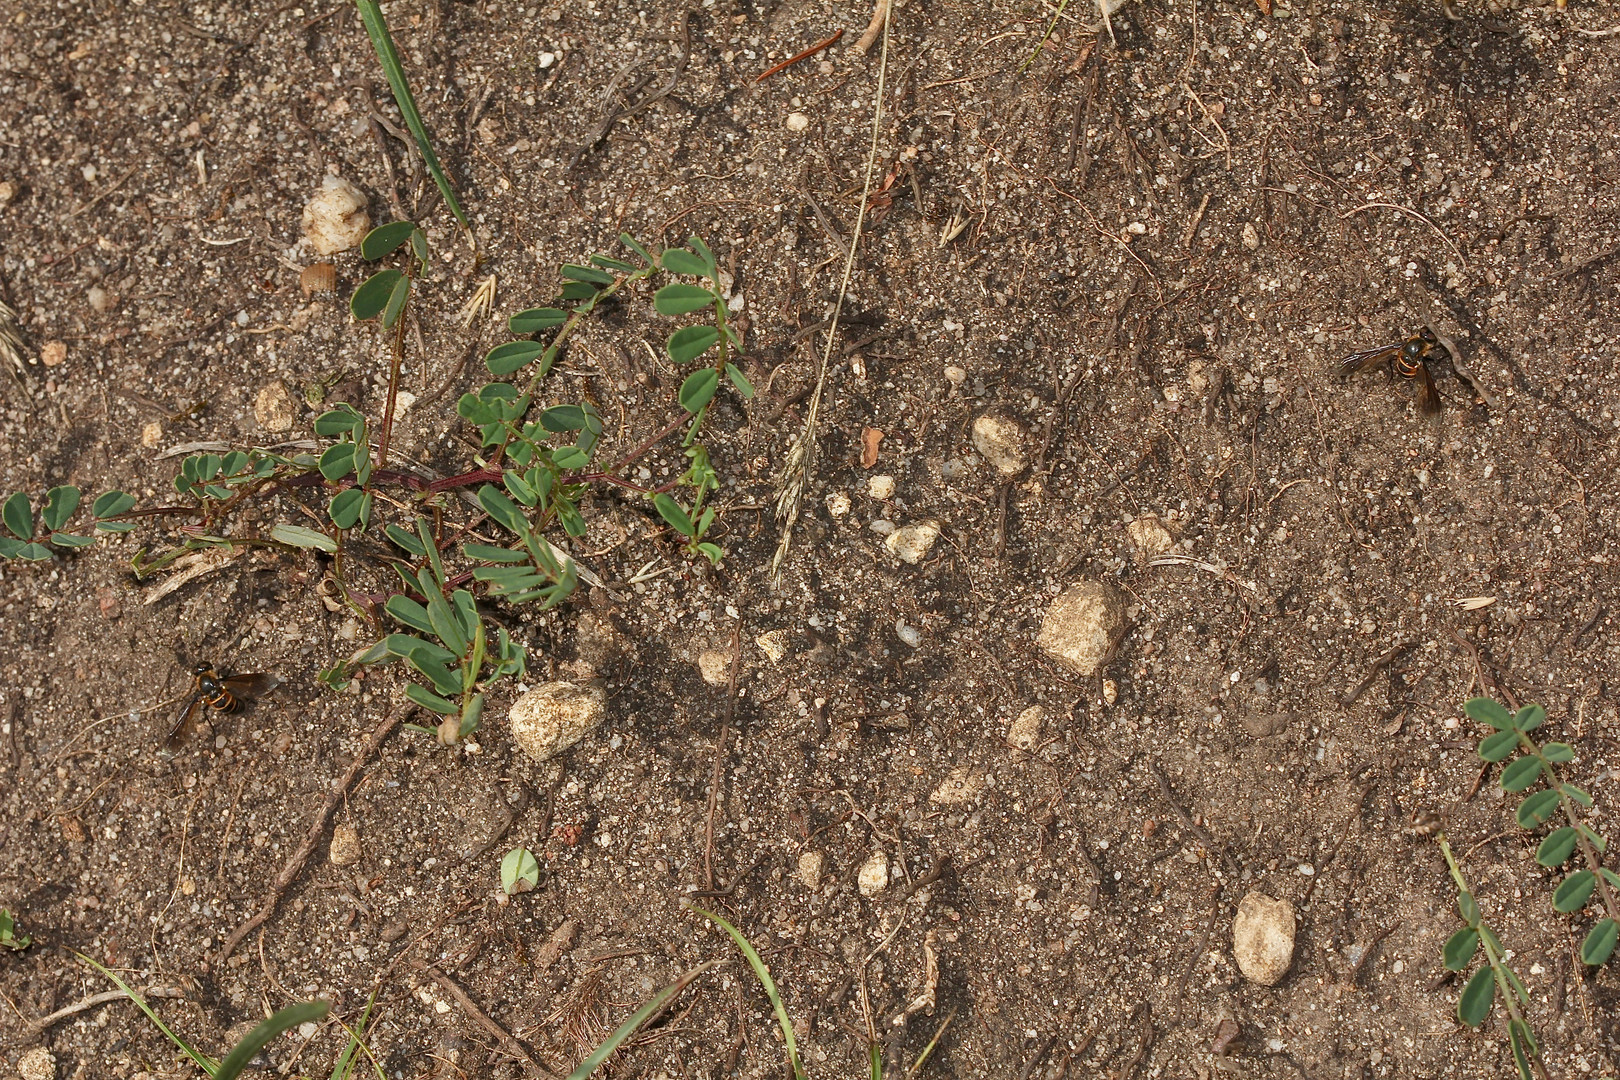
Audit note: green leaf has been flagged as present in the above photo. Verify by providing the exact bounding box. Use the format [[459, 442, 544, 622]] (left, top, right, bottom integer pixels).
[[654, 283, 714, 316], [463, 542, 529, 564], [653, 493, 695, 537], [1602, 868, 1620, 888], [472, 566, 550, 594], [380, 272, 411, 329], [13, 542, 52, 561], [1553, 870, 1597, 913], [678, 368, 721, 413], [484, 340, 546, 375], [385, 596, 434, 635], [1508, 1020, 1534, 1080], [350, 269, 403, 322], [557, 501, 587, 538], [541, 404, 588, 432], [1581, 919, 1618, 966], [501, 848, 541, 895], [2, 492, 33, 540], [725, 361, 754, 398], [382, 633, 457, 666], [558, 281, 597, 301], [1478, 730, 1520, 762], [313, 407, 361, 436], [1457, 891, 1480, 925], [560, 263, 615, 285], [410, 226, 428, 266], [1457, 965, 1496, 1027], [619, 232, 654, 266], [319, 443, 358, 482], [95, 521, 136, 534], [696, 541, 724, 565], [1515, 789, 1561, 828], [269, 524, 337, 552], [214, 1000, 330, 1080], [588, 254, 636, 272], [1542, 741, 1574, 764], [1513, 705, 1546, 732], [509, 307, 567, 333], [404, 682, 459, 715], [361, 221, 417, 261], [503, 468, 538, 506], [328, 489, 367, 530], [552, 446, 589, 470], [1537, 828, 1579, 867], [42, 486, 81, 531], [92, 491, 136, 518], [385, 523, 427, 555], [0, 537, 23, 559], [1499, 756, 1544, 793], [427, 595, 469, 657], [50, 533, 96, 548], [1562, 783, 1594, 808], [660, 248, 708, 276], [479, 484, 529, 535], [1464, 697, 1513, 730], [667, 326, 720, 365], [1443, 928, 1480, 972], [687, 235, 718, 274]]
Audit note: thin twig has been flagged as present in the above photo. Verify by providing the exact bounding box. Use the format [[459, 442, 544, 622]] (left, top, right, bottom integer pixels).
[[756, 28, 844, 82], [215, 705, 409, 964], [1341, 201, 1468, 267], [1150, 760, 1240, 878], [29, 987, 188, 1032], [1340, 643, 1411, 707], [853, 0, 889, 54], [413, 961, 560, 1077]]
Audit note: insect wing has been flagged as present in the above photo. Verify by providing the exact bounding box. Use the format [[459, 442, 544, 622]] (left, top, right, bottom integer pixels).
[[1415, 362, 1442, 413], [165, 692, 206, 746], [1337, 343, 1400, 375]]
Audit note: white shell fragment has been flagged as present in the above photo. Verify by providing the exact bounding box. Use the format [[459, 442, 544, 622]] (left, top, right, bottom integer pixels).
[[1232, 891, 1297, 986], [886, 520, 941, 564], [971, 413, 1029, 478], [858, 851, 890, 896], [929, 765, 987, 805], [1036, 580, 1126, 677], [302, 174, 371, 255], [755, 629, 791, 663], [508, 681, 607, 763], [1007, 705, 1044, 751]]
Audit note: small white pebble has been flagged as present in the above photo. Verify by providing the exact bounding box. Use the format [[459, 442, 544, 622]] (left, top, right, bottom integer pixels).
[[785, 112, 811, 132]]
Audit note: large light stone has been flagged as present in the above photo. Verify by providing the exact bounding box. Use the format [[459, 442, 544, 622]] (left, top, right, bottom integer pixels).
[[1232, 891, 1296, 986], [508, 682, 606, 763], [1036, 581, 1126, 677]]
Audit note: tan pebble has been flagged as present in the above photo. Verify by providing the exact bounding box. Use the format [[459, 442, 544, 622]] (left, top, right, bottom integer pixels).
[[508, 681, 607, 763], [18, 1047, 57, 1080], [1036, 580, 1126, 677], [0, 179, 17, 205], [857, 851, 889, 896], [697, 648, 734, 686], [755, 629, 791, 663], [785, 112, 811, 132], [929, 765, 987, 805], [141, 421, 164, 448], [39, 340, 66, 367], [972, 413, 1028, 477], [885, 520, 941, 565], [944, 364, 967, 387], [87, 284, 116, 313], [253, 381, 297, 433], [867, 474, 895, 500], [302, 174, 370, 255], [299, 262, 337, 297], [825, 491, 851, 517], [329, 823, 362, 867], [1242, 221, 1261, 250], [1126, 515, 1176, 558], [1007, 705, 1044, 751], [1232, 891, 1296, 985], [1102, 678, 1118, 705], [796, 850, 824, 890]]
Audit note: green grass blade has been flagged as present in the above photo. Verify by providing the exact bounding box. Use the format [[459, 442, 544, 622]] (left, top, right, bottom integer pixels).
[[566, 961, 721, 1080], [353, 0, 469, 233], [215, 1001, 330, 1080], [75, 951, 220, 1076], [687, 905, 807, 1080]]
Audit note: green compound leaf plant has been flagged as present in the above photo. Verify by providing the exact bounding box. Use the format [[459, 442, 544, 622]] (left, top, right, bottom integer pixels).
[[1434, 696, 1620, 1080]]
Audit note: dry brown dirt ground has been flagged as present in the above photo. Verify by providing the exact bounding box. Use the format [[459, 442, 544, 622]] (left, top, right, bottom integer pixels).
[[3, 0, 1620, 1077]]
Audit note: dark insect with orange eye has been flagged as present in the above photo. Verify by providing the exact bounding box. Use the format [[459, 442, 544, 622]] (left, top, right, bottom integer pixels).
[[1338, 327, 1442, 414], [165, 664, 275, 746]]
